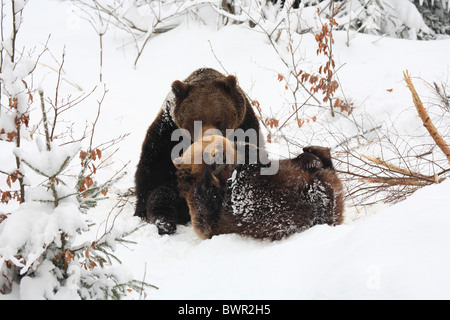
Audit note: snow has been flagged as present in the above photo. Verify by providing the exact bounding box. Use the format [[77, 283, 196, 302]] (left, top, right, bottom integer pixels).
[[0, 0, 450, 299], [392, 0, 433, 35], [0, 200, 87, 274], [116, 180, 450, 299], [14, 141, 80, 179]]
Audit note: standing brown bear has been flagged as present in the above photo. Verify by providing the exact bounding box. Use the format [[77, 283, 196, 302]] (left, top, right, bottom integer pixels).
[[134, 68, 263, 235]]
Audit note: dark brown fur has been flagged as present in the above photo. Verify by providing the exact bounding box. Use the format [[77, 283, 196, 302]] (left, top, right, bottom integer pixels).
[[171, 69, 257, 140], [134, 68, 262, 235], [176, 143, 345, 240]]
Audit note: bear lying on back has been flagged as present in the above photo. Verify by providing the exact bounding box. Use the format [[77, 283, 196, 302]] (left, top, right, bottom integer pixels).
[[174, 136, 345, 240]]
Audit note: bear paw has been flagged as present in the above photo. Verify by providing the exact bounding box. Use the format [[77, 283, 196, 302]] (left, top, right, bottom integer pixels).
[[296, 152, 323, 172], [302, 145, 333, 170], [155, 218, 177, 235]]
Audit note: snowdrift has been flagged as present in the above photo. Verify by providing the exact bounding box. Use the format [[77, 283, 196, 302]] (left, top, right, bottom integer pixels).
[[115, 179, 450, 300]]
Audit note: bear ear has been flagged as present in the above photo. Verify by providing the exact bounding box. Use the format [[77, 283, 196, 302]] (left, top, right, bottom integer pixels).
[[172, 80, 191, 101], [216, 75, 237, 92]]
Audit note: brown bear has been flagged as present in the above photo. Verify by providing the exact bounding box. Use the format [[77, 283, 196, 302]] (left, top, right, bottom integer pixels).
[[174, 136, 344, 241], [134, 68, 263, 235]]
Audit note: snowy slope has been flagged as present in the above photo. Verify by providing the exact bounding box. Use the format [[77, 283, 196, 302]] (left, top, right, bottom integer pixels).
[[118, 179, 450, 300], [1, 0, 450, 299]]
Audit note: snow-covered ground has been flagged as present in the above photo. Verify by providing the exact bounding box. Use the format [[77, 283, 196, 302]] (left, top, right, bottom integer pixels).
[[119, 179, 450, 300], [1, 0, 450, 299]]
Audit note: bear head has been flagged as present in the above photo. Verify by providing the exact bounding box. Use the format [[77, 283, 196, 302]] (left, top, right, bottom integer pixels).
[[171, 75, 247, 142], [173, 135, 237, 197]]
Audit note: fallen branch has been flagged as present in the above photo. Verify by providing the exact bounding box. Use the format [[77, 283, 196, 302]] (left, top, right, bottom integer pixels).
[[359, 177, 433, 187], [360, 154, 435, 182], [403, 70, 450, 165]]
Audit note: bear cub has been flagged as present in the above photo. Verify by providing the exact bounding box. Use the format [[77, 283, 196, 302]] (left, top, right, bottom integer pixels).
[[174, 136, 345, 240]]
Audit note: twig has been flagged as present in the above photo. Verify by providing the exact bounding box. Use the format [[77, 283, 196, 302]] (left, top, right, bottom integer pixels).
[[39, 91, 51, 151], [327, 0, 336, 117], [207, 40, 228, 74], [11, 0, 17, 63], [38, 61, 82, 91], [139, 262, 148, 300], [0, 0, 4, 110], [50, 49, 66, 141], [10, 0, 25, 202], [89, 84, 108, 151]]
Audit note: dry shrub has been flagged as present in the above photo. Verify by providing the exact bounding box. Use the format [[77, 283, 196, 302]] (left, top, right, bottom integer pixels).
[[333, 73, 450, 210]]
